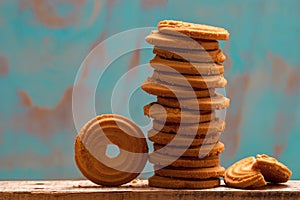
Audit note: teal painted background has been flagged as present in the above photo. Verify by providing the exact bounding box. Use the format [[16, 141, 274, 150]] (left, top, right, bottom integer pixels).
[[0, 0, 300, 180]]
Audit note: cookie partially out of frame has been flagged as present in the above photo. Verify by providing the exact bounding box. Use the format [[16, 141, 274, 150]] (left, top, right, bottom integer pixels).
[[158, 20, 229, 40]]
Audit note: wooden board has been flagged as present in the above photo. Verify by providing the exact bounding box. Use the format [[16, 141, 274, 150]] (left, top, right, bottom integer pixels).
[[0, 180, 299, 200]]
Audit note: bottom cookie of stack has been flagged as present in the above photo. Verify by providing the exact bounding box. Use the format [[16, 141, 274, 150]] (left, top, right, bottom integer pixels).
[[149, 175, 221, 189], [149, 164, 224, 189], [148, 142, 225, 189]]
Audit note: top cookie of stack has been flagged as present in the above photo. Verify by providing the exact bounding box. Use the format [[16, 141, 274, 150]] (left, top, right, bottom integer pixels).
[[143, 20, 229, 97], [142, 20, 230, 189]]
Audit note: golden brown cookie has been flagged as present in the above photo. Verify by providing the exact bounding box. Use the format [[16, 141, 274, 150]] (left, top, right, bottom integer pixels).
[[150, 55, 224, 75], [148, 130, 221, 147], [153, 142, 224, 157], [149, 175, 220, 189], [255, 154, 292, 183], [149, 153, 220, 168], [142, 77, 215, 98], [155, 165, 225, 179], [74, 114, 148, 186], [146, 30, 219, 50], [151, 70, 227, 89], [157, 93, 230, 110], [153, 47, 226, 63], [152, 118, 225, 136], [144, 102, 216, 123], [224, 157, 267, 189], [158, 20, 229, 40]]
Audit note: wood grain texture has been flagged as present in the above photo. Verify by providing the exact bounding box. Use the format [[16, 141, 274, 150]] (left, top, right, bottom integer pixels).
[[0, 180, 299, 200]]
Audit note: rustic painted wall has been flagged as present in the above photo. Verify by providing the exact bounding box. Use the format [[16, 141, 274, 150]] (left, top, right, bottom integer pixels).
[[0, 0, 299, 180]]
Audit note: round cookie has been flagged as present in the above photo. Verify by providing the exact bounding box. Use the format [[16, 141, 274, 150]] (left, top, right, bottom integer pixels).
[[157, 93, 230, 110], [153, 47, 226, 64], [224, 157, 267, 189], [153, 141, 225, 157], [158, 20, 229, 40], [74, 114, 148, 186], [150, 55, 224, 75], [144, 102, 216, 123], [148, 130, 221, 147], [152, 118, 226, 136], [149, 175, 220, 189], [152, 70, 227, 89], [255, 154, 292, 183], [149, 153, 220, 168], [142, 78, 215, 98], [146, 30, 219, 50], [155, 165, 225, 179]]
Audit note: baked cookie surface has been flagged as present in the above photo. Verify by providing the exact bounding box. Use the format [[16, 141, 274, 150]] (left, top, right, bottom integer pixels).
[[149, 175, 220, 189], [150, 55, 224, 75], [255, 154, 292, 183], [224, 157, 266, 188], [158, 20, 230, 40], [146, 30, 219, 50], [74, 114, 148, 186]]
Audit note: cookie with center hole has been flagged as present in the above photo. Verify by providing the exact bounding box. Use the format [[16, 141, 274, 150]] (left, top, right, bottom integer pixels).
[[74, 114, 148, 186]]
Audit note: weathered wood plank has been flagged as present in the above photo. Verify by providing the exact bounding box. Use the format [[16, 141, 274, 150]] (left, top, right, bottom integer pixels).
[[0, 180, 299, 200]]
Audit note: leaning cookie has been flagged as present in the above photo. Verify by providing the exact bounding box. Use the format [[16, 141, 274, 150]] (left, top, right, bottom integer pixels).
[[255, 154, 292, 183]]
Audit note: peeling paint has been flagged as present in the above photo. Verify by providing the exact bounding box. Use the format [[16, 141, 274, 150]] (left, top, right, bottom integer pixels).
[[20, 0, 87, 28], [272, 112, 295, 158], [222, 74, 250, 160], [126, 49, 141, 81], [13, 87, 74, 140], [140, 0, 167, 9], [0, 149, 70, 169], [0, 55, 9, 76], [90, 31, 107, 51]]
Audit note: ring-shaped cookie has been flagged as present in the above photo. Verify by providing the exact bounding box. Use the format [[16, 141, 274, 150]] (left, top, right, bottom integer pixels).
[[74, 114, 148, 186]]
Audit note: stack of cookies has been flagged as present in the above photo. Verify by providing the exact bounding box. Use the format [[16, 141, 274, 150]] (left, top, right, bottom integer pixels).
[[142, 20, 230, 189]]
